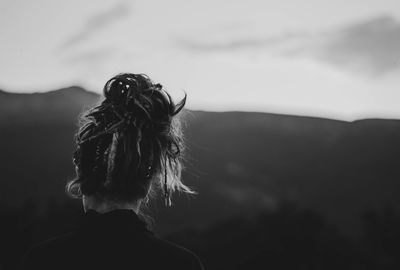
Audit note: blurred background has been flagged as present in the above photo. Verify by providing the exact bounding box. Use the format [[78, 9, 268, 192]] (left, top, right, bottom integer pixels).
[[1, 0, 400, 269]]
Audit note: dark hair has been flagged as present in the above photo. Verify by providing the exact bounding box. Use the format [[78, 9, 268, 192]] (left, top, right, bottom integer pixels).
[[66, 73, 194, 206]]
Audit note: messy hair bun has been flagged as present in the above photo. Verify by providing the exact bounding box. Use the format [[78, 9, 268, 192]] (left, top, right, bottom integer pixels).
[[66, 73, 194, 206]]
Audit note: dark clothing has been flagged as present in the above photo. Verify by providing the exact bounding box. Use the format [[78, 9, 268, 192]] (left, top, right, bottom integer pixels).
[[20, 209, 204, 270]]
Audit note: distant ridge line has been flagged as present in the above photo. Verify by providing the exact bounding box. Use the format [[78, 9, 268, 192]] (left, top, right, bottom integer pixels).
[[1, 87, 399, 123]]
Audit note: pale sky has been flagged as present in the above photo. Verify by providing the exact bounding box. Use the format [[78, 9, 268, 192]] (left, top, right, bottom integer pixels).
[[1, 0, 400, 120]]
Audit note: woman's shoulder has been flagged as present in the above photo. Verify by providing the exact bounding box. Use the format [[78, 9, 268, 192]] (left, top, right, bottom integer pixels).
[[19, 231, 79, 269], [20, 230, 205, 270], [147, 235, 205, 269]]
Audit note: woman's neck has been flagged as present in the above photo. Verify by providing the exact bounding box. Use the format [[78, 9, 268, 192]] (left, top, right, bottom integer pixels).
[[82, 195, 141, 214]]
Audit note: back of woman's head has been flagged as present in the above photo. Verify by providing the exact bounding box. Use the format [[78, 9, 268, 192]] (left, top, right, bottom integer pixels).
[[66, 73, 193, 206]]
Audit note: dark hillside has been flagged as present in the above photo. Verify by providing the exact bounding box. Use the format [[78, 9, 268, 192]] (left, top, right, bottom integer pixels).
[[0, 88, 399, 236]]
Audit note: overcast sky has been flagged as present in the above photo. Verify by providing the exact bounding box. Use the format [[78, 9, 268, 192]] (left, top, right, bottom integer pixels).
[[1, 0, 400, 120]]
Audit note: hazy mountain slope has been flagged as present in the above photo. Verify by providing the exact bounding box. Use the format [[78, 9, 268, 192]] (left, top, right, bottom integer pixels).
[[0, 88, 399, 236], [0, 87, 100, 205], [172, 111, 400, 234]]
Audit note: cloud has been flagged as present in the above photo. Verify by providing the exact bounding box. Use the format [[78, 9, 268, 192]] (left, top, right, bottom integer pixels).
[[62, 47, 114, 66], [181, 15, 400, 76], [302, 15, 400, 76], [59, 1, 131, 50], [180, 33, 304, 52]]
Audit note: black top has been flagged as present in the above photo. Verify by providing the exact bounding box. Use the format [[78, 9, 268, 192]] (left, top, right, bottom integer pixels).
[[20, 209, 204, 270]]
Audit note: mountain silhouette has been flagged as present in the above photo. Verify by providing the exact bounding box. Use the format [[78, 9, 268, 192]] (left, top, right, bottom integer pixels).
[[1, 87, 399, 236]]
